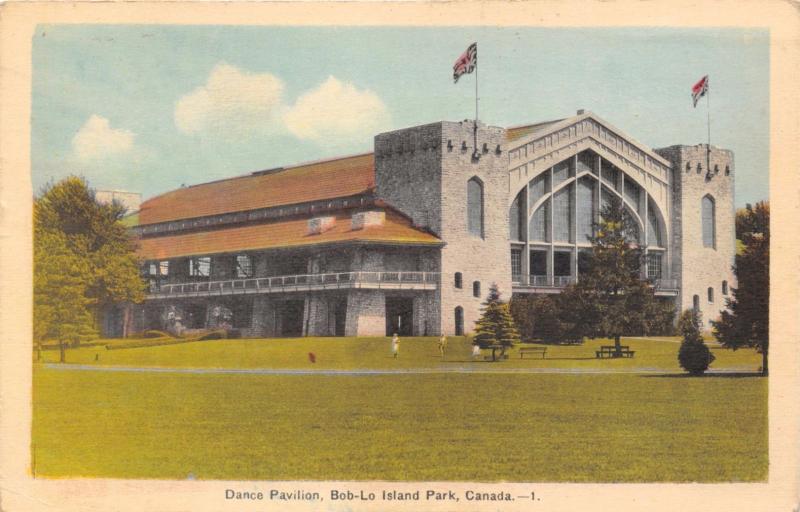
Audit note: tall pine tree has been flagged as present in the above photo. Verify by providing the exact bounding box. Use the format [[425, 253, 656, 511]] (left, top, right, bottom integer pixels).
[[712, 201, 769, 375], [473, 284, 520, 355], [563, 196, 672, 356]]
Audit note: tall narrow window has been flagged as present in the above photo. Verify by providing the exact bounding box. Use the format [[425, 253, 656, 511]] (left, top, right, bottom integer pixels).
[[467, 177, 484, 238], [473, 281, 481, 298], [553, 185, 573, 243], [648, 207, 663, 247], [707, 287, 714, 303], [647, 253, 663, 279], [510, 249, 522, 280], [454, 307, 464, 336], [722, 280, 729, 295], [702, 195, 716, 248], [454, 272, 463, 289], [693, 295, 700, 312], [509, 191, 524, 241], [529, 200, 550, 242]]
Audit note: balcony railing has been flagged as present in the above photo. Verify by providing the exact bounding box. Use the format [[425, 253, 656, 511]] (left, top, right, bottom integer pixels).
[[512, 275, 678, 294], [654, 278, 678, 291], [147, 271, 440, 299], [512, 274, 574, 288]]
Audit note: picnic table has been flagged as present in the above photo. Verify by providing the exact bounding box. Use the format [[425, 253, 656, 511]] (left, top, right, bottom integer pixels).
[[595, 345, 635, 358], [519, 346, 547, 359], [484, 344, 509, 362]]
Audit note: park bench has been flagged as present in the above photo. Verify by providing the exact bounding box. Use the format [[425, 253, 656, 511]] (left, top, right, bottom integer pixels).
[[595, 345, 636, 358], [519, 346, 547, 359]]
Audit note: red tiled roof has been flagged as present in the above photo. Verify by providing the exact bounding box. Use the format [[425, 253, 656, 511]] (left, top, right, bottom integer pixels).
[[136, 208, 441, 260], [138, 153, 375, 225]]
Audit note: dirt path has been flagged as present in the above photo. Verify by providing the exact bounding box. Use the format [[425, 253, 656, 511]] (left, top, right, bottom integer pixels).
[[42, 363, 756, 376]]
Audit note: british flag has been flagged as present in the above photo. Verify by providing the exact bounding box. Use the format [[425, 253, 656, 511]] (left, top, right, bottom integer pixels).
[[692, 75, 709, 108], [453, 42, 477, 83]]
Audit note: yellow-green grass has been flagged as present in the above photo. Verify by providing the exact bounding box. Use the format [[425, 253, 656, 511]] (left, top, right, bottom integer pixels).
[[36, 336, 761, 372], [32, 367, 767, 481]]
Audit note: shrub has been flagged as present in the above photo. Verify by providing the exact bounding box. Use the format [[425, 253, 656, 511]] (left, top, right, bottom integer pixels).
[[677, 309, 715, 375], [198, 329, 227, 341], [143, 329, 172, 339]]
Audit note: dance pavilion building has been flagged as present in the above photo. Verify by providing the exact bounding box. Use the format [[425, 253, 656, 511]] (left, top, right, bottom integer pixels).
[[109, 111, 736, 337]]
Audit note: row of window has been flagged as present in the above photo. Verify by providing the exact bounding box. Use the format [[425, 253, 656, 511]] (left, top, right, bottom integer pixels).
[[692, 281, 729, 309], [508, 248, 664, 280], [453, 272, 481, 298], [146, 254, 254, 279]]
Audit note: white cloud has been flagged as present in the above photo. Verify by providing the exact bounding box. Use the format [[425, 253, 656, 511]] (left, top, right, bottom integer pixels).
[[71, 115, 135, 162], [174, 62, 285, 135], [283, 76, 391, 144]]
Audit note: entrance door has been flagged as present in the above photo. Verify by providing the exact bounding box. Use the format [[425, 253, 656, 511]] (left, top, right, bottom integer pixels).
[[277, 300, 305, 337], [386, 297, 413, 336], [333, 299, 347, 337], [454, 306, 464, 336]]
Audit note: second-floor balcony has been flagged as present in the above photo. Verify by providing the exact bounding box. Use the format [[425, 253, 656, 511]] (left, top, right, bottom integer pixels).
[[147, 271, 440, 299]]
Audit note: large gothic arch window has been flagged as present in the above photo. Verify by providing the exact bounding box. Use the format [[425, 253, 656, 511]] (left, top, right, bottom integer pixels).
[[467, 177, 484, 238], [702, 194, 716, 249]]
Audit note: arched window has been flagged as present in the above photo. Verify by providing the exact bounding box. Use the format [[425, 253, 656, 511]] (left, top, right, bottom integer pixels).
[[693, 295, 700, 312], [702, 195, 716, 248], [454, 272, 463, 289], [707, 287, 714, 303], [722, 280, 729, 295], [473, 281, 481, 298], [467, 177, 484, 238], [454, 307, 464, 336]]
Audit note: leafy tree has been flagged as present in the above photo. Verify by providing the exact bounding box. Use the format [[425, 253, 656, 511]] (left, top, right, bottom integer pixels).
[[562, 196, 672, 356], [713, 201, 769, 375], [510, 295, 569, 344], [34, 177, 146, 351], [677, 309, 715, 375], [473, 284, 520, 352], [33, 228, 96, 362]]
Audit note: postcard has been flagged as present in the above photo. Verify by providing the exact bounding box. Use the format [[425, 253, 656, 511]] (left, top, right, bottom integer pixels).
[[1, 1, 798, 511]]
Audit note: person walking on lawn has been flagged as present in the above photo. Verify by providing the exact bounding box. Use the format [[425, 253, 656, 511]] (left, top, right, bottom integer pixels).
[[391, 333, 400, 358], [438, 334, 448, 360]]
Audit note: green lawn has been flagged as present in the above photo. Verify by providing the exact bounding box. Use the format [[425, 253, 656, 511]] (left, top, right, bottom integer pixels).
[[37, 335, 762, 372], [32, 337, 766, 481], [32, 367, 767, 481]]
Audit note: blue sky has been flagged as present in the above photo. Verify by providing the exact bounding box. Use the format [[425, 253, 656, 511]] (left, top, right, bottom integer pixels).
[[31, 25, 769, 206]]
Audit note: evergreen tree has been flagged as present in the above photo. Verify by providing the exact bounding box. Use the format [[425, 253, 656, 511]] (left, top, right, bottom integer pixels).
[[473, 283, 520, 352], [677, 309, 715, 375], [712, 201, 769, 375], [563, 196, 673, 356], [34, 177, 146, 352]]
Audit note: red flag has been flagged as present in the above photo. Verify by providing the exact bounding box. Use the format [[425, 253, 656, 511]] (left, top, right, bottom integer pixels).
[[692, 75, 708, 108], [453, 43, 477, 83]]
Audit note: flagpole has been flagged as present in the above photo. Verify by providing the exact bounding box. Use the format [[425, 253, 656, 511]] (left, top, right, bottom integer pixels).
[[706, 76, 711, 173], [474, 44, 479, 159]]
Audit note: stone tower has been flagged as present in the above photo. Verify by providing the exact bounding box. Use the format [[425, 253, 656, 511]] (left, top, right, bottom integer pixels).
[[375, 120, 512, 335], [655, 144, 736, 329]]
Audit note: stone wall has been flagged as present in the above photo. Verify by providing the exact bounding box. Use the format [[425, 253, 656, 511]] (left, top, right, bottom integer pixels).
[[375, 121, 511, 335], [656, 144, 736, 329], [345, 290, 386, 336], [375, 122, 444, 233]]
